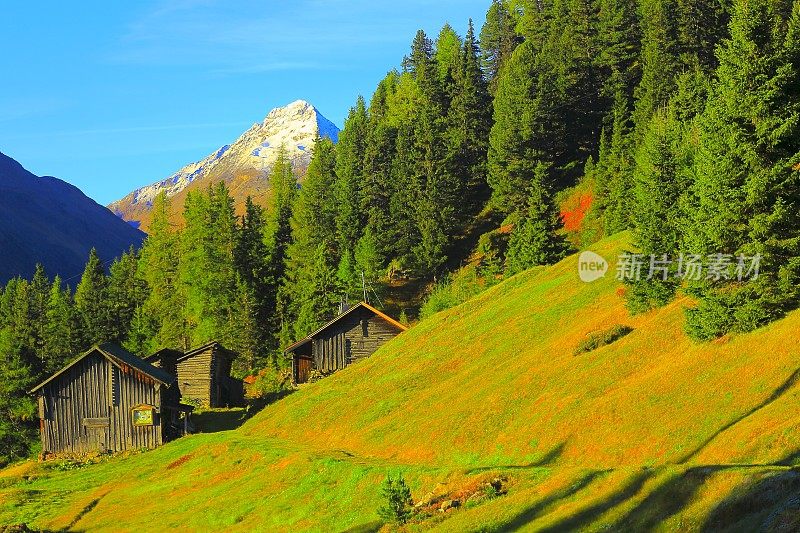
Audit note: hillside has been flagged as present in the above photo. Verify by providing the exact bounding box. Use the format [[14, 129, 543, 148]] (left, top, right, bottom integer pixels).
[[3, 233, 800, 531], [0, 152, 146, 284], [108, 100, 339, 231]]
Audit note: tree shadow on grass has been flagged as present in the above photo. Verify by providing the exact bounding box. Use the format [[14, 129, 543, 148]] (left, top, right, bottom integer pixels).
[[340, 520, 384, 533], [533, 471, 653, 533], [192, 390, 295, 434], [700, 449, 800, 532], [465, 442, 567, 475], [495, 469, 612, 532], [679, 368, 800, 464]]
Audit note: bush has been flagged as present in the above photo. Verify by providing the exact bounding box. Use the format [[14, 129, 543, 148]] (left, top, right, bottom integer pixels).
[[246, 366, 292, 400], [420, 268, 495, 320], [377, 474, 414, 525], [574, 325, 634, 355]]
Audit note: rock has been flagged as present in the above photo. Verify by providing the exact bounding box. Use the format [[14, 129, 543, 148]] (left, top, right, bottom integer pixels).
[[414, 492, 435, 509], [439, 500, 459, 512]]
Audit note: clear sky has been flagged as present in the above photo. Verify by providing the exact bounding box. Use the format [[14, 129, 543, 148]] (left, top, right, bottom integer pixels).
[[0, 0, 489, 205]]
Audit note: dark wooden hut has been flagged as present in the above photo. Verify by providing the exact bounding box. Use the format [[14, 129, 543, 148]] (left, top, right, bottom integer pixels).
[[30, 343, 191, 456], [172, 341, 244, 408], [286, 302, 408, 384]]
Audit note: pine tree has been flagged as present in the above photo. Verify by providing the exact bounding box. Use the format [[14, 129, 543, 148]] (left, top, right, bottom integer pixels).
[[139, 192, 185, 351], [626, 107, 687, 312], [334, 99, 368, 289], [447, 19, 493, 217], [42, 277, 76, 373], [234, 196, 271, 366], [481, 0, 521, 93], [505, 162, 569, 273], [266, 149, 299, 352], [285, 138, 342, 337], [107, 247, 148, 345], [683, 0, 800, 339], [74, 249, 111, 347], [488, 40, 564, 210], [632, 0, 681, 139]]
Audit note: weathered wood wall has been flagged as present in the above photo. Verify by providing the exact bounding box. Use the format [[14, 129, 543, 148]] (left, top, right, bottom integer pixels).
[[312, 307, 402, 374], [38, 352, 163, 455], [176, 348, 213, 406], [176, 346, 242, 407]]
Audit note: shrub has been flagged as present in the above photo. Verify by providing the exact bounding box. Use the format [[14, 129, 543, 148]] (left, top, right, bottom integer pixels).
[[574, 325, 633, 355], [246, 366, 292, 400], [377, 474, 414, 525]]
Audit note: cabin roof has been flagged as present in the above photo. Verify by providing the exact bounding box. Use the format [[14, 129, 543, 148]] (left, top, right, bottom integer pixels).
[[285, 302, 408, 354], [177, 340, 237, 363], [143, 347, 183, 364], [30, 343, 175, 393]]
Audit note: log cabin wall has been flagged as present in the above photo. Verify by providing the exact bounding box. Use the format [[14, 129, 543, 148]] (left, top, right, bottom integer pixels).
[[38, 352, 162, 455], [175, 348, 213, 407], [312, 307, 403, 373]]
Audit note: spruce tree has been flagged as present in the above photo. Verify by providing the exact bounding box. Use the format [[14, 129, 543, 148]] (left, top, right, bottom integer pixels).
[[683, 0, 800, 339], [139, 192, 185, 351], [447, 19, 492, 217], [43, 277, 77, 373], [481, 0, 521, 93], [505, 162, 569, 273], [334, 99, 368, 290], [74, 249, 111, 347]]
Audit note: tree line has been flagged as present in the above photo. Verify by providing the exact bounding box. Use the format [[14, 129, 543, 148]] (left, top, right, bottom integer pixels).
[[3, 0, 800, 464]]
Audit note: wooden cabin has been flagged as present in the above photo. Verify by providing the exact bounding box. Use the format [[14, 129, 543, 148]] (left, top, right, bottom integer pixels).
[[166, 341, 244, 408], [286, 302, 408, 384], [30, 343, 192, 456]]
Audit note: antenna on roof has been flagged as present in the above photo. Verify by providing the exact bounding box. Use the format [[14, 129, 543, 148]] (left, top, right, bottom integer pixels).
[[361, 271, 384, 309]]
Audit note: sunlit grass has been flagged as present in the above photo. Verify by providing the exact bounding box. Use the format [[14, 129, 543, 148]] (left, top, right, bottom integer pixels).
[[3, 231, 800, 531]]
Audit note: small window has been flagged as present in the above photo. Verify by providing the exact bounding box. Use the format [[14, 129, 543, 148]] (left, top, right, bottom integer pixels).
[[361, 319, 369, 337]]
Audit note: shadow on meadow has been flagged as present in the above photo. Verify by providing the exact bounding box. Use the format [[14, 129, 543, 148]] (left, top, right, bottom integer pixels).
[[466, 442, 568, 475], [191, 390, 295, 434]]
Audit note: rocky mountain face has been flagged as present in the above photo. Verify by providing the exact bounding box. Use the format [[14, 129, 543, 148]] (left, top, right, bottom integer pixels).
[[0, 152, 146, 284], [109, 100, 340, 231]]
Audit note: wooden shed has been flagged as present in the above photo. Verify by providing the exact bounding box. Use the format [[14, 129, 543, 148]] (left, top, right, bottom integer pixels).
[[171, 341, 244, 408], [30, 343, 191, 456], [286, 302, 408, 384]]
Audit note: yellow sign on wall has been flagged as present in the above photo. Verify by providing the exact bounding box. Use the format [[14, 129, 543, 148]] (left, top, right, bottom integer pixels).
[[132, 405, 155, 426]]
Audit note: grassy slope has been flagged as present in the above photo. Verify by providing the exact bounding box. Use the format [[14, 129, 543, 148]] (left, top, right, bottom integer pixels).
[[3, 232, 800, 531]]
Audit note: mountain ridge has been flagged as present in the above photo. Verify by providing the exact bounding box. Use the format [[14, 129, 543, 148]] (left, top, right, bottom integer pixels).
[[0, 151, 146, 284], [109, 100, 340, 231]]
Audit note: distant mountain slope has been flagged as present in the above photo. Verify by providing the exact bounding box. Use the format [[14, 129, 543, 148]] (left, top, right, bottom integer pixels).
[[4, 233, 800, 531], [0, 151, 145, 284], [109, 100, 340, 231]]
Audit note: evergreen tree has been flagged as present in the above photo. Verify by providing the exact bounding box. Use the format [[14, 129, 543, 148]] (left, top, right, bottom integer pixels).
[[139, 193, 185, 351], [626, 107, 687, 312], [42, 277, 77, 373], [481, 0, 521, 93], [447, 19, 493, 217], [505, 162, 569, 273], [74, 249, 111, 347], [266, 149, 299, 352], [488, 41, 563, 210], [334, 99, 368, 290], [683, 0, 800, 339], [632, 0, 681, 139], [285, 138, 342, 336], [107, 247, 148, 345]]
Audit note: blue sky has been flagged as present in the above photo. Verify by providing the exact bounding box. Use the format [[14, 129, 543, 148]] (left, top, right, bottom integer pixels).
[[0, 0, 489, 205]]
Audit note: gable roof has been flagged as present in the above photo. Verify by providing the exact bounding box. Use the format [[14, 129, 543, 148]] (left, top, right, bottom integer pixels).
[[285, 302, 408, 353], [30, 343, 175, 393], [143, 347, 183, 364], [177, 341, 237, 363]]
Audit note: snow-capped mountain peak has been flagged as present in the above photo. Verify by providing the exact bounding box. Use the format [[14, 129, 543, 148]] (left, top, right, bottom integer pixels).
[[109, 100, 340, 230]]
